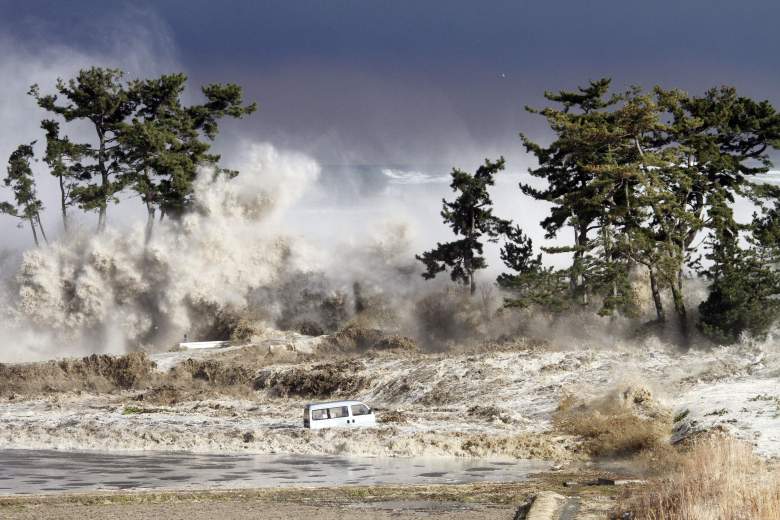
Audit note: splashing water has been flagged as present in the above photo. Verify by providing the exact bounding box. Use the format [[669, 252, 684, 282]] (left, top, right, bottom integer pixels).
[[0, 143, 321, 362]]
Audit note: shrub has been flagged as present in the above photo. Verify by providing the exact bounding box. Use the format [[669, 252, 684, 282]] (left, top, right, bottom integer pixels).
[[698, 241, 780, 344]]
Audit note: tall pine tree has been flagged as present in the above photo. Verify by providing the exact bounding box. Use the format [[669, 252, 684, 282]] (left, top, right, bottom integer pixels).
[[417, 158, 509, 295], [118, 73, 256, 239], [1, 143, 47, 246], [40, 119, 90, 232], [29, 67, 256, 234], [30, 67, 135, 232], [520, 79, 622, 306]]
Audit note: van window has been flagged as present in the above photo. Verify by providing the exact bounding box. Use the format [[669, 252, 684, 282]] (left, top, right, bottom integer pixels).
[[328, 406, 349, 418], [311, 408, 328, 420], [351, 404, 370, 416]]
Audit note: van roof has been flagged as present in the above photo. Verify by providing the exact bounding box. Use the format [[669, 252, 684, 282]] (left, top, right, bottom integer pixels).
[[305, 400, 366, 409]]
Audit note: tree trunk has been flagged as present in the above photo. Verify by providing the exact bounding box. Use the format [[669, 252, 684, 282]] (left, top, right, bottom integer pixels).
[[29, 217, 39, 247], [570, 226, 580, 294], [669, 279, 689, 347], [145, 203, 155, 244], [649, 268, 665, 322], [59, 175, 69, 233], [36, 213, 48, 245], [573, 224, 589, 305], [602, 220, 619, 303], [97, 130, 108, 233], [468, 210, 476, 296], [97, 207, 106, 232]]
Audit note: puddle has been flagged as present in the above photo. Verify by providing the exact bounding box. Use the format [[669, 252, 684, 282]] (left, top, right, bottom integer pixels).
[[0, 449, 550, 495]]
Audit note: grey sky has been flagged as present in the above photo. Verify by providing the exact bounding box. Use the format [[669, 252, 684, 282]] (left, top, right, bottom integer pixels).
[[0, 0, 778, 249], [2, 0, 778, 165]]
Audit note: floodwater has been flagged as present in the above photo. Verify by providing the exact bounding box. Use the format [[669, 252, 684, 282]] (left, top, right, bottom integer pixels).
[[0, 450, 551, 495]]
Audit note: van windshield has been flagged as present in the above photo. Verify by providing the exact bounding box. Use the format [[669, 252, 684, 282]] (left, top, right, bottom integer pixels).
[[351, 404, 370, 416]]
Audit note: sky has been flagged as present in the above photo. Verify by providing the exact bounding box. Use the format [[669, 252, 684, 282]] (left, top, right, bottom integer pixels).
[[0, 0, 778, 247], [3, 0, 779, 165]]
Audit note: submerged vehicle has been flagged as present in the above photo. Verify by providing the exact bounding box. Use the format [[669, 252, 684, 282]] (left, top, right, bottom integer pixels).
[[303, 400, 377, 429]]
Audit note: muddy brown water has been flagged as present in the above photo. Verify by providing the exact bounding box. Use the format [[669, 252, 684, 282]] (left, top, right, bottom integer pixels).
[[0, 450, 551, 495]]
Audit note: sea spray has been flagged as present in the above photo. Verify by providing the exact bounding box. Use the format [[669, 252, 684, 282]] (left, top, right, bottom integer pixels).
[[1, 143, 321, 361]]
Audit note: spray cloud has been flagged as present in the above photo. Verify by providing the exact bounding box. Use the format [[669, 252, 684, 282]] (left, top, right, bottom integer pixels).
[[1, 143, 324, 361]]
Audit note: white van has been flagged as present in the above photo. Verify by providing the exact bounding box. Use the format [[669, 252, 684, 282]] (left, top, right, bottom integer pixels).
[[303, 400, 377, 429]]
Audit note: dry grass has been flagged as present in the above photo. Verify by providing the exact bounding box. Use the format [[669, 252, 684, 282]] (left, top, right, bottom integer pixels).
[[618, 435, 780, 520], [0, 353, 157, 396], [555, 410, 666, 457], [0, 352, 259, 401], [134, 384, 183, 406], [553, 386, 671, 457], [452, 336, 551, 356]]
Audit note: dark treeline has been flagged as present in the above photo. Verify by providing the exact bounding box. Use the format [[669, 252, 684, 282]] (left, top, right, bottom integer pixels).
[[419, 79, 780, 346], [1, 67, 255, 242]]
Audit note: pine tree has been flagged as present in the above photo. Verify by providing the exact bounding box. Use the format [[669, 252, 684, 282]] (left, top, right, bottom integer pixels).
[[118, 74, 256, 239], [417, 158, 509, 295], [497, 224, 570, 311], [1, 143, 47, 246], [650, 86, 780, 339], [698, 196, 780, 344], [520, 78, 623, 306], [520, 79, 644, 315], [40, 119, 90, 232], [30, 68, 257, 235], [29, 68, 136, 232], [520, 80, 780, 342]]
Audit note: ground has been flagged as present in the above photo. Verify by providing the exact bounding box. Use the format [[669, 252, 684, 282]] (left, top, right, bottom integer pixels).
[[0, 480, 621, 519], [0, 330, 778, 519]]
